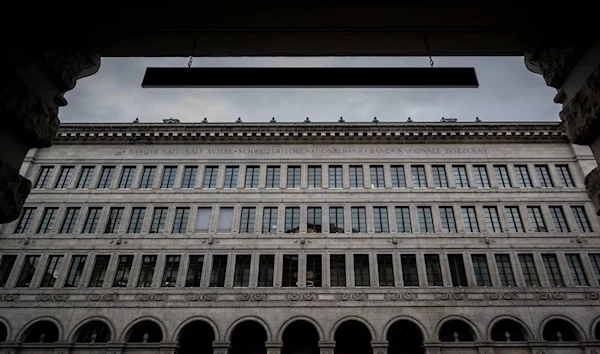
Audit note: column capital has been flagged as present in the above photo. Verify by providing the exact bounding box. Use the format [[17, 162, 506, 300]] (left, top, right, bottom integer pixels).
[[212, 341, 232, 349], [265, 341, 284, 348], [318, 340, 336, 349]]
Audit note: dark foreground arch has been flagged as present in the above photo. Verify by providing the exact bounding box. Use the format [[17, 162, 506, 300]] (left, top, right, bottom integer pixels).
[[231, 320, 268, 354], [386, 320, 424, 354], [178, 320, 216, 354], [282, 320, 320, 354], [334, 320, 373, 354]]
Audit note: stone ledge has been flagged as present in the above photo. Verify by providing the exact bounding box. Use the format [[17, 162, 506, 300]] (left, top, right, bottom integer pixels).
[[0, 158, 31, 223], [584, 167, 600, 215]]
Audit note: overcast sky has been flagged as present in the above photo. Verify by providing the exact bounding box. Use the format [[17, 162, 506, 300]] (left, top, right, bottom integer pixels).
[[59, 57, 560, 124]]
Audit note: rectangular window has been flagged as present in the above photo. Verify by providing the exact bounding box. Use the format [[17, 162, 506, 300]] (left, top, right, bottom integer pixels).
[[329, 166, 343, 188], [483, 206, 502, 232], [505, 206, 524, 232], [354, 254, 370, 286], [14, 207, 36, 234], [76, 167, 95, 188], [566, 254, 589, 286], [377, 254, 394, 286], [306, 255, 322, 287], [527, 206, 547, 232], [542, 254, 564, 287], [439, 206, 456, 233], [127, 207, 146, 233], [0, 255, 17, 287], [118, 166, 136, 188], [38, 207, 58, 233], [186, 255, 205, 287], [391, 165, 406, 188], [64, 255, 87, 287], [556, 165, 575, 187], [239, 207, 256, 233], [453, 165, 469, 188], [112, 255, 133, 287], [448, 254, 468, 287], [285, 207, 300, 233], [194, 207, 211, 233], [16, 255, 40, 287], [97, 166, 115, 189], [329, 207, 344, 233], [257, 255, 275, 287], [217, 207, 234, 233], [150, 207, 168, 233], [549, 206, 569, 232], [330, 255, 346, 287], [59, 207, 80, 234], [471, 254, 491, 286], [282, 255, 299, 287], [494, 165, 511, 188], [160, 166, 177, 188], [349, 166, 364, 188], [40, 255, 64, 287], [233, 255, 251, 287], [370, 165, 385, 188], [139, 166, 157, 188], [308, 166, 322, 188], [262, 207, 278, 234], [515, 165, 532, 187], [411, 165, 427, 188], [182, 166, 198, 188], [307, 207, 322, 233], [245, 166, 260, 188], [287, 166, 301, 188], [571, 206, 592, 232], [425, 254, 443, 286], [373, 206, 389, 233], [203, 166, 219, 188], [518, 254, 540, 286], [395, 206, 412, 233], [266, 166, 281, 188], [172, 207, 190, 233], [417, 206, 434, 233], [495, 254, 516, 286], [401, 254, 419, 286], [461, 206, 479, 232], [34, 166, 54, 188], [432, 165, 448, 188], [104, 207, 124, 233], [473, 165, 490, 188], [535, 165, 553, 187], [88, 255, 110, 287], [161, 255, 180, 287], [82, 207, 102, 233], [351, 207, 367, 233], [55, 166, 74, 188], [210, 255, 228, 287], [224, 166, 239, 188], [589, 254, 600, 284], [137, 255, 157, 287]]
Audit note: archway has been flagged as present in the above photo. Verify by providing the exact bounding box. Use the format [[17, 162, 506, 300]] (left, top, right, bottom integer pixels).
[[490, 319, 527, 342], [595, 319, 600, 341], [438, 319, 475, 342], [22, 320, 60, 343], [75, 320, 112, 343], [178, 320, 216, 354], [386, 320, 424, 354], [282, 320, 320, 354], [542, 319, 580, 342], [230, 320, 268, 354], [126, 320, 163, 343], [334, 320, 373, 354], [0, 321, 7, 342]]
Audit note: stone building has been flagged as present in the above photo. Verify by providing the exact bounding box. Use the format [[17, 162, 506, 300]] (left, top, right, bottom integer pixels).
[[0, 120, 599, 354]]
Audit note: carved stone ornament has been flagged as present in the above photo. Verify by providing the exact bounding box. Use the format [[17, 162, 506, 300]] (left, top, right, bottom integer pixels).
[[535, 292, 566, 300], [435, 292, 467, 301], [384, 292, 416, 301], [136, 293, 167, 301], [484, 292, 518, 300], [560, 67, 600, 144], [584, 292, 600, 300], [0, 293, 20, 301], [36, 293, 68, 302], [336, 293, 366, 301], [187, 293, 218, 302], [286, 293, 316, 301], [88, 293, 118, 301]]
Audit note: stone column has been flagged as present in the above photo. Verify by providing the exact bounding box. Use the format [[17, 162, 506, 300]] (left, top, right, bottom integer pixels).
[[422, 342, 442, 354], [318, 340, 335, 354], [371, 341, 388, 354], [159, 341, 179, 354], [213, 340, 231, 354], [266, 341, 283, 354]]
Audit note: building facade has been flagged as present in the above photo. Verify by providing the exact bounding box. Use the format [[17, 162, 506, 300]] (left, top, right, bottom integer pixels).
[[0, 121, 599, 354]]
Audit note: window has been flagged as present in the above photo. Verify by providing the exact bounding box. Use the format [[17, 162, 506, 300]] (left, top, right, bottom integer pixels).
[[88, 255, 110, 287], [556, 165, 574, 187], [391, 165, 406, 188], [527, 206, 546, 232], [330, 255, 346, 287], [461, 206, 479, 232], [417, 206, 434, 233], [453, 165, 469, 188], [186, 255, 204, 287], [127, 207, 146, 233], [137, 255, 157, 287], [76, 167, 95, 188], [257, 255, 275, 287], [306, 255, 322, 287], [518, 254, 539, 286], [118, 166, 136, 188], [425, 254, 443, 286], [104, 207, 124, 233], [282, 255, 298, 287], [349, 165, 364, 188], [395, 207, 412, 233], [150, 207, 168, 233], [494, 165, 511, 188], [203, 166, 218, 188], [307, 207, 322, 233], [401, 254, 419, 286], [112, 255, 133, 287], [370, 165, 384, 188], [351, 207, 367, 233], [514, 165, 532, 187], [34, 166, 54, 188], [97, 166, 115, 189], [505, 206, 524, 232], [287, 166, 301, 188], [566, 254, 588, 286], [535, 165, 553, 187], [55, 166, 74, 188], [40, 255, 64, 287], [161, 255, 180, 287], [160, 166, 177, 188], [16, 255, 40, 287], [37, 207, 58, 233], [285, 207, 300, 233], [377, 254, 394, 286], [329, 207, 344, 233], [59, 207, 80, 234], [262, 207, 278, 233], [589, 254, 600, 284], [0, 255, 17, 287], [483, 206, 502, 232], [194, 207, 211, 233], [471, 255, 491, 286], [549, 206, 569, 232], [373, 206, 389, 233], [354, 254, 370, 286], [224, 166, 239, 188], [218, 207, 234, 233], [82, 207, 102, 233], [439, 207, 456, 233], [233, 255, 251, 287], [542, 254, 564, 287], [14, 207, 36, 234], [266, 166, 280, 188], [210, 255, 228, 287], [65, 255, 87, 287], [411, 165, 427, 188], [571, 206, 592, 232], [329, 166, 343, 188], [245, 166, 260, 188], [239, 207, 256, 233], [448, 254, 468, 287], [308, 166, 322, 188], [182, 166, 198, 188], [139, 166, 157, 188], [473, 165, 490, 188], [432, 165, 448, 187], [172, 207, 190, 233], [495, 254, 516, 286]]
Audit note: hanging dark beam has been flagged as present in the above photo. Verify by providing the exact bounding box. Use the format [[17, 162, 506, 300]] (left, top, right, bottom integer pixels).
[[141, 67, 478, 88]]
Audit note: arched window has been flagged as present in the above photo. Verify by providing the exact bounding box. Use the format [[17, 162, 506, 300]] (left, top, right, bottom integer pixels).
[[490, 319, 527, 341], [282, 320, 320, 354], [75, 320, 111, 343], [334, 320, 373, 354], [386, 320, 424, 354], [230, 321, 267, 354], [22, 320, 60, 343], [126, 320, 163, 343], [178, 321, 216, 354], [542, 319, 579, 342], [439, 319, 475, 342], [0, 322, 7, 343]]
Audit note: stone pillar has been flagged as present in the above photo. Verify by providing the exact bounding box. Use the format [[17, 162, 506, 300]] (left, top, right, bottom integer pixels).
[[371, 341, 388, 354], [422, 342, 442, 354], [213, 340, 231, 354], [0, 342, 20, 354], [159, 341, 179, 354], [318, 340, 335, 354], [266, 341, 283, 354], [53, 342, 73, 354]]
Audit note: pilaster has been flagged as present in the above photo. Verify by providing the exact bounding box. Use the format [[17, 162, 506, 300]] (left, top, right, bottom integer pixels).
[[371, 341, 388, 354], [318, 340, 335, 354], [213, 341, 231, 354], [266, 341, 283, 354]]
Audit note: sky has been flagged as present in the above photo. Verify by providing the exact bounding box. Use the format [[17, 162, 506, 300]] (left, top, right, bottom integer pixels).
[[59, 57, 561, 124]]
